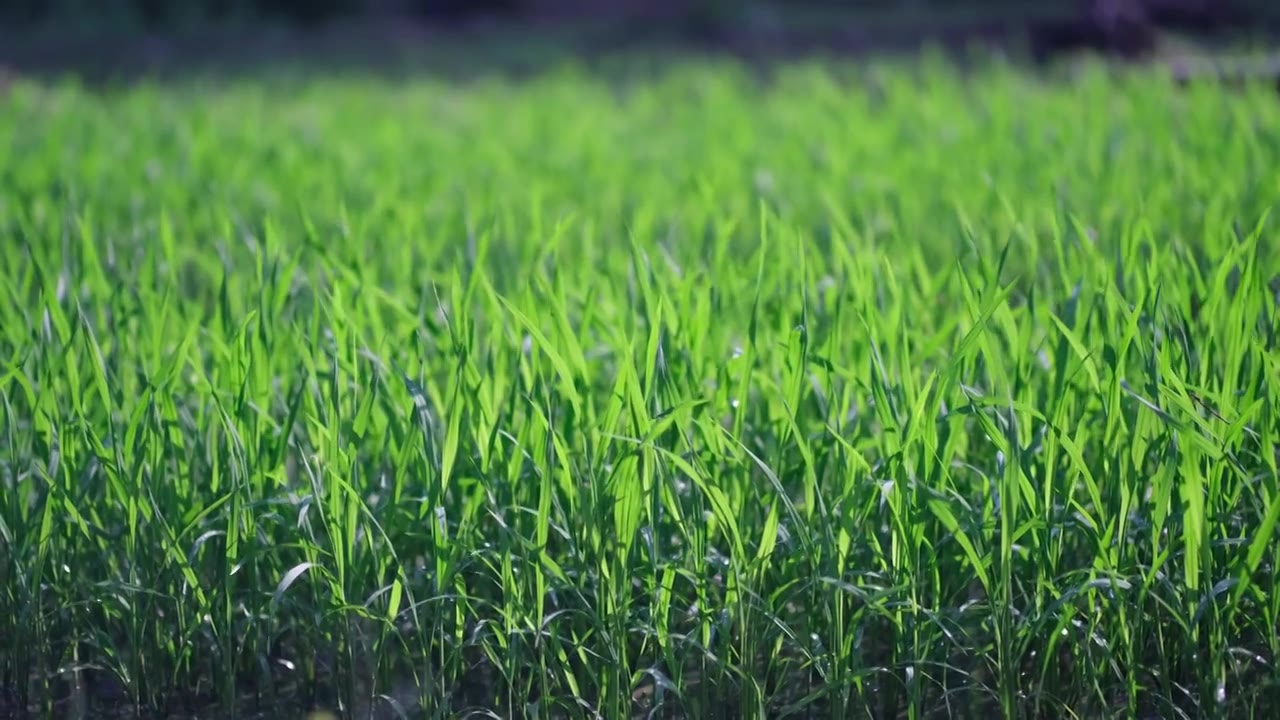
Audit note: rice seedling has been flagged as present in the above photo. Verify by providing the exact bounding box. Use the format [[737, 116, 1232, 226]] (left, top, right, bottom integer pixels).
[[1, 53, 1279, 718]]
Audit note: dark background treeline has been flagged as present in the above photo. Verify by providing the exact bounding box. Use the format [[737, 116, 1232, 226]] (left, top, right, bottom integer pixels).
[[0, 0, 1270, 30], [2, 0, 1277, 76], [2, 0, 931, 25], [2, 0, 654, 25]]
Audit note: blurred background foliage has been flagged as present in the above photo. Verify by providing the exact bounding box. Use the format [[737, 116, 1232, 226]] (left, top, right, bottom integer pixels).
[[0, 0, 1271, 30], [2, 0, 1278, 87]]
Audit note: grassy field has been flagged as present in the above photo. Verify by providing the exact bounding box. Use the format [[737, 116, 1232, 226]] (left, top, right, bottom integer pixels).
[[2, 52, 1280, 719]]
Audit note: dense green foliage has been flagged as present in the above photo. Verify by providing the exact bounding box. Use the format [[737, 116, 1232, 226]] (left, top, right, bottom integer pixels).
[[2, 58, 1280, 718]]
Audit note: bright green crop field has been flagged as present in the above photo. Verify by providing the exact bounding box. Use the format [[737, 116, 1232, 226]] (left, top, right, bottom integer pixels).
[[2, 54, 1280, 719]]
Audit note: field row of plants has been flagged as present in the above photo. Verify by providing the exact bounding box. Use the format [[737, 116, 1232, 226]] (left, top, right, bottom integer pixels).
[[2, 57, 1279, 718]]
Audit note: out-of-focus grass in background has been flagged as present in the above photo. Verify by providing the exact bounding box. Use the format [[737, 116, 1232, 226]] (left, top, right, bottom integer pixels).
[[3, 13, 1280, 720]]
